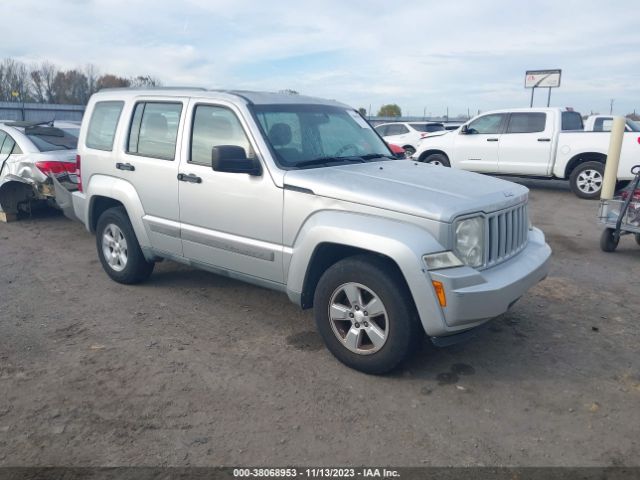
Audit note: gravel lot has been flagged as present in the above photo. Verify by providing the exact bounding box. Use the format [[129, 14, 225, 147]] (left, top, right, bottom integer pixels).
[[0, 178, 639, 467]]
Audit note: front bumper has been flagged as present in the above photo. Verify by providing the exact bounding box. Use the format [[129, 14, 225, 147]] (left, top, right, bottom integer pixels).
[[427, 227, 551, 336]]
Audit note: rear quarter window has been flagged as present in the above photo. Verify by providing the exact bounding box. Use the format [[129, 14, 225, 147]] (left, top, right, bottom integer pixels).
[[561, 111, 584, 131], [86, 101, 125, 151]]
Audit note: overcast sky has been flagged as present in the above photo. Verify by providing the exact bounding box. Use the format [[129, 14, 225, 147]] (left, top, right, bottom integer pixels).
[[4, 0, 639, 117]]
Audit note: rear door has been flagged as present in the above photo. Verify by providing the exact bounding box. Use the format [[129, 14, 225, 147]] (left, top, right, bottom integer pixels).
[[497, 112, 553, 175], [115, 98, 187, 257], [452, 113, 506, 172]]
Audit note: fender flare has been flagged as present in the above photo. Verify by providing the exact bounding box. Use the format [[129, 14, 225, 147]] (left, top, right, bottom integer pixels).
[[85, 174, 151, 248], [286, 210, 447, 334]]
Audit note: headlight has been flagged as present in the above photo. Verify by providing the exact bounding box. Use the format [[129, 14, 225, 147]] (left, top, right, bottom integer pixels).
[[423, 251, 463, 270], [454, 216, 484, 268]]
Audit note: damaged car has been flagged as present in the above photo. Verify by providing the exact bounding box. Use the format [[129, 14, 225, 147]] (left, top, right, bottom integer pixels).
[[0, 121, 78, 217]]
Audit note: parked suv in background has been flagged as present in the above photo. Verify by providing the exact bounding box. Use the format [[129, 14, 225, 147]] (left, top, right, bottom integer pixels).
[[59, 88, 551, 374], [375, 122, 445, 156], [0, 120, 78, 216]]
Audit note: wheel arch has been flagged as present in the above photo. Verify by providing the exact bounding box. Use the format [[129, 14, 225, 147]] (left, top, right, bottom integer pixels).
[[0, 180, 35, 214], [299, 243, 408, 309], [417, 149, 450, 163], [285, 210, 447, 335], [564, 152, 606, 178], [85, 174, 151, 248]]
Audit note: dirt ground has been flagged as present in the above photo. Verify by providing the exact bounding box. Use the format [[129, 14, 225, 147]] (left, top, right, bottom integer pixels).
[[0, 178, 639, 467]]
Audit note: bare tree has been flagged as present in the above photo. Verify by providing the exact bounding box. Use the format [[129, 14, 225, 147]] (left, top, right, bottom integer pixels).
[[0, 58, 31, 101], [130, 75, 162, 88], [51, 69, 90, 104], [96, 74, 131, 90], [85, 64, 100, 97]]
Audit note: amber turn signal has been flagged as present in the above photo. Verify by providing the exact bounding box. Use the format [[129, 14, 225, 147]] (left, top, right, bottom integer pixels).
[[432, 280, 447, 307]]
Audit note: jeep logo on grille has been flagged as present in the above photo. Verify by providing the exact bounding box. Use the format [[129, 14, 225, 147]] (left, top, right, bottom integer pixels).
[[503, 191, 514, 197]]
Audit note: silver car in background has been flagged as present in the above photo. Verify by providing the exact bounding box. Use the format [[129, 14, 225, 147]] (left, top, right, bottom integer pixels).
[[0, 121, 78, 216]]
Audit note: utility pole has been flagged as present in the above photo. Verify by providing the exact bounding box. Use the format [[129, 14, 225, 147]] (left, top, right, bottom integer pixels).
[[610, 99, 614, 115], [446, 107, 449, 122], [423, 107, 426, 121]]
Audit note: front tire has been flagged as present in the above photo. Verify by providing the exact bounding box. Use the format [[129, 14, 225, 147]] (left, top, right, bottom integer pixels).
[[600, 228, 619, 252], [96, 206, 154, 284], [423, 153, 450, 167], [570, 161, 604, 199], [313, 255, 422, 374]]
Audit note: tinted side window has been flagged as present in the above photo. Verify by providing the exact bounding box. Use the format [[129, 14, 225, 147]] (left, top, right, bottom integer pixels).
[[375, 125, 388, 136], [387, 124, 408, 135], [128, 102, 183, 160], [86, 101, 124, 151], [1, 135, 18, 154], [467, 114, 506, 134], [506, 113, 546, 133], [562, 111, 583, 131], [0, 132, 7, 153], [190, 105, 253, 166]]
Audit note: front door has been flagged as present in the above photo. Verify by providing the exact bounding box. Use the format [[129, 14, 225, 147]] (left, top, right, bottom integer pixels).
[[452, 113, 506, 172], [178, 101, 284, 283]]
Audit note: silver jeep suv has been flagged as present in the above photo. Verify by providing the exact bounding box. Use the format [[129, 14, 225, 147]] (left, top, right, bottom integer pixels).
[[60, 88, 551, 374]]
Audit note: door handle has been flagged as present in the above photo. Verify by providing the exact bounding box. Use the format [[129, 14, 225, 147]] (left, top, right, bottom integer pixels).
[[537, 138, 551, 142], [116, 162, 135, 171], [486, 138, 499, 142], [177, 173, 202, 184]]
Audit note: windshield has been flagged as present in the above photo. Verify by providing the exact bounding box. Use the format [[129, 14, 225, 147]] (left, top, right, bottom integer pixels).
[[409, 123, 445, 133], [626, 120, 640, 132], [252, 104, 393, 168]]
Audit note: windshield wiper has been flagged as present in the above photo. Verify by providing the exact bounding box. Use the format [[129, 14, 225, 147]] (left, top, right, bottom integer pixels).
[[358, 153, 395, 161], [294, 156, 365, 169]]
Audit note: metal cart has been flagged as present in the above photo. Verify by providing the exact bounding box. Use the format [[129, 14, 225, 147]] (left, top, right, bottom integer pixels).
[[598, 164, 640, 252]]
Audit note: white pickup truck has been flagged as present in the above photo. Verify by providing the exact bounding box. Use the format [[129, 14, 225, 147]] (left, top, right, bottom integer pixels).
[[584, 115, 639, 133], [413, 108, 640, 199]]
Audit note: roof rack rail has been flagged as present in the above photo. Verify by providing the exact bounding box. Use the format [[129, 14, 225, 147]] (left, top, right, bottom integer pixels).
[[98, 86, 208, 92]]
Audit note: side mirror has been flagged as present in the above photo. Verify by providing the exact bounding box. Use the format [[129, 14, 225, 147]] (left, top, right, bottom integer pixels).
[[460, 125, 469, 134], [211, 145, 261, 176]]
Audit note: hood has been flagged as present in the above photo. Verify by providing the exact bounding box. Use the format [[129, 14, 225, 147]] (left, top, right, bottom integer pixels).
[[283, 160, 528, 222], [422, 130, 450, 139]]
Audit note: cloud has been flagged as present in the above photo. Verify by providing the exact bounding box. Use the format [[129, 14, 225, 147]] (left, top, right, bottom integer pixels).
[[4, 0, 639, 115]]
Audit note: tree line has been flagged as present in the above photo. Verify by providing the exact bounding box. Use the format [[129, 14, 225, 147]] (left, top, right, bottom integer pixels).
[[0, 57, 161, 105]]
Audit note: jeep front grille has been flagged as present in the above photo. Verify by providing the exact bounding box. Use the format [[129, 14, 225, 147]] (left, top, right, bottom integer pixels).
[[486, 203, 529, 266]]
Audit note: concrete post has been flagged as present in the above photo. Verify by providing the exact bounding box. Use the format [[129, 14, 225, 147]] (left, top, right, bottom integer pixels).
[[600, 116, 626, 200]]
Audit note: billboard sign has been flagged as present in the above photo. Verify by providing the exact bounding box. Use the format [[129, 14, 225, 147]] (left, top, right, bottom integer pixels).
[[525, 69, 561, 88]]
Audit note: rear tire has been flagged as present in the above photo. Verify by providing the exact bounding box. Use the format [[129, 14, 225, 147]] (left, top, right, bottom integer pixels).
[[313, 255, 422, 374], [96, 206, 154, 284], [600, 228, 619, 252], [570, 161, 604, 199], [423, 153, 450, 167]]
